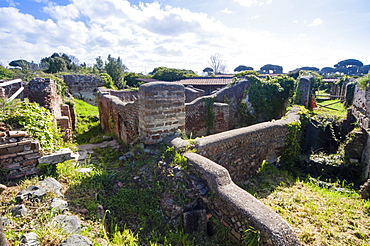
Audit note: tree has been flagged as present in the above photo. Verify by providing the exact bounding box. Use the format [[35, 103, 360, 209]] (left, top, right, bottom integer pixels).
[[299, 67, 319, 72], [209, 53, 226, 74], [334, 59, 363, 75], [260, 64, 283, 74], [105, 55, 126, 89], [95, 56, 105, 73], [41, 52, 75, 73], [202, 67, 214, 76], [234, 65, 253, 72], [151, 67, 196, 81]]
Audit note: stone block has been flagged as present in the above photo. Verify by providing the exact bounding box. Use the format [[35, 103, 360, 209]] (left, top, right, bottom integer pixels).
[[38, 148, 75, 164]]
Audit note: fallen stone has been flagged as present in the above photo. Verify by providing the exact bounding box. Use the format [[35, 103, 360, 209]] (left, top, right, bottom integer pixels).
[[49, 198, 68, 212], [8, 131, 29, 138], [53, 215, 81, 233], [39, 177, 63, 197], [38, 148, 76, 164], [1, 217, 10, 226], [10, 204, 28, 217], [360, 179, 370, 199], [16, 185, 47, 203], [19, 232, 39, 246], [60, 234, 92, 246], [77, 140, 119, 151]]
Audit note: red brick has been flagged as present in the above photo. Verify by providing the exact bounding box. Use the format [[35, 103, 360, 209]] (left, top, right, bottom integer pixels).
[[22, 159, 38, 166]]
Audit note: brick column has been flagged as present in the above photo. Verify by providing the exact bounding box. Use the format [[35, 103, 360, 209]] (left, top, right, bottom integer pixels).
[[139, 82, 185, 144]]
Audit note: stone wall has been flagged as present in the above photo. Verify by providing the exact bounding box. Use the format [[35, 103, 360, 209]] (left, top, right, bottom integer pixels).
[[0, 131, 41, 180], [98, 89, 139, 145], [165, 108, 301, 245], [296, 76, 312, 108], [185, 86, 205, 103], [184, 152, 301, 245], [185, 97, 229, 136], [28, 78, 74, 140], [139, 82, 185, 144], [195, 108, 300, 181], [63, 75, 105, 106], [352, 84, 370, 180]]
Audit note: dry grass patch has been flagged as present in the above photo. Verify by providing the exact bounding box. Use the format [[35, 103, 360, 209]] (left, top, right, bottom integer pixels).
[[261, 180, 370, 245]]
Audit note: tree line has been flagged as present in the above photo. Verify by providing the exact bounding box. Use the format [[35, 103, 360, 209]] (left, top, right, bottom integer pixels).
[[1, 52, 369, 90]]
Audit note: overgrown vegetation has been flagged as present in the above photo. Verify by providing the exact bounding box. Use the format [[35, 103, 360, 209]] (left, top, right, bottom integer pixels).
[[0, 99, 62, 152], [246, 75, 295, 121]]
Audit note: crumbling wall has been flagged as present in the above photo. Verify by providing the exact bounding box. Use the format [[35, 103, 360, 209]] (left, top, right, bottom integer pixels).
[[352, 84, 370, 180], [185, 97, 229, 136], [139, 82, 185, 144], [185, 86, 205, 103], [296, 76, 312, 108], [28, 78, 74, 140], [195, 108, 300, 181], [63, 75, 105, 106], [98, 89, 139, 145], [0, 131, 41, 180], [184, 152, 301, 246]]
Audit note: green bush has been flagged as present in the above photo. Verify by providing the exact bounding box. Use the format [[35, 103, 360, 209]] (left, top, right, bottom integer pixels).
[[0, 100, 62, 152]]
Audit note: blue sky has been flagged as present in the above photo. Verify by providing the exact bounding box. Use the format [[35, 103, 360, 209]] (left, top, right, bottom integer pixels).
[[1, 0, 369, 74]]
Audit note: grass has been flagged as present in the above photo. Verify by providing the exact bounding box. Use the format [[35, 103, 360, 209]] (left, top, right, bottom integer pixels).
[[238, 162, 370, 246], [313, 95, 347, 120], [73, 99, 105, 144]]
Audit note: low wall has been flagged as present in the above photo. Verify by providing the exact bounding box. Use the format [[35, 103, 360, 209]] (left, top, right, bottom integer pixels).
[[184, 152, 300, 245], [0, 131, 41, 180], [98, 89, 139, 144], [185, 97, 229, 136], [195, 108, 300, 181], [63, 75, 105, 106]]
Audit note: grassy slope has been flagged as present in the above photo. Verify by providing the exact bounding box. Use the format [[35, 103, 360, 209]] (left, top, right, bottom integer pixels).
[[238, 161, 370, 245]]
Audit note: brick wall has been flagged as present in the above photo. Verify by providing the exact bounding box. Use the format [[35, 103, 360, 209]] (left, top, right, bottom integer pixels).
[[27, 78, 74, 140], [138, 82, 185, 144], [0, 131, 41, 180], [98, 89, 139, 145], [185, 97, 229, 136]]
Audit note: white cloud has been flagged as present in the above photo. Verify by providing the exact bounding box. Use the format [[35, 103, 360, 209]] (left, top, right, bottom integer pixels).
[[221, 8, 233, 14], [234, 0, 272, 8], [292, 20, 298, 24], [43, 3, 80, 20], [0, 0, 343, 73], [308, 18, 323, 27], [250, 15, 260, 20]]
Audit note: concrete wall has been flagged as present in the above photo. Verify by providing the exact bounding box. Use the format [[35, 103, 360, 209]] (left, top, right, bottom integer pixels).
[[138, 82, 185, 144]]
